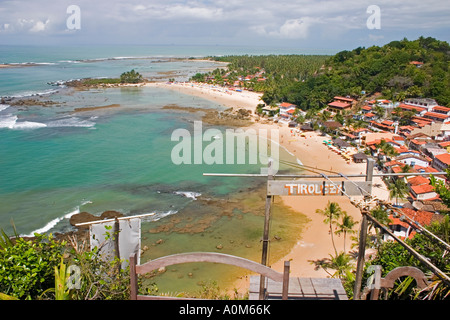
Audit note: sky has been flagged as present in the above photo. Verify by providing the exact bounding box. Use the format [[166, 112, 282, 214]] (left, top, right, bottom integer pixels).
[[0, 0, 449, 52]]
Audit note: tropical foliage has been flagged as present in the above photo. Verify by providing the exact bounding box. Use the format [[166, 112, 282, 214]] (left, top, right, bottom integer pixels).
[[120, 69, 144, 84], [431, 168, 450, 209], [198, 54, 329, 98], [366, 216, 450, 300], [0, 233, 66, 299], [278, 36, 450, 109]]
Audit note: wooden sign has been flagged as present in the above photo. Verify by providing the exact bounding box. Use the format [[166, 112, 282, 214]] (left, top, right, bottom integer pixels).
[[267, 180, 371, 196]]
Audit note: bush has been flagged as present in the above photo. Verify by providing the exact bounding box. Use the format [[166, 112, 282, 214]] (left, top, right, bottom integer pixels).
[[66, 236, 131, 300], [0, 234, 66, 299]]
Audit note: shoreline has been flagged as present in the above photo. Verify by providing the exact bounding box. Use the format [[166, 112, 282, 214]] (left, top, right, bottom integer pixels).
[[152, 81, 390, 294], [6, 78, 388, 296]]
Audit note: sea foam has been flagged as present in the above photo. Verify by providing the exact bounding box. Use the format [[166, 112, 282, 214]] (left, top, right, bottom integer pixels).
[[0, 115, 47, 130], [174, 191, 202, 200], [46, 117, 96, 128], [22, 201, 92, 237]]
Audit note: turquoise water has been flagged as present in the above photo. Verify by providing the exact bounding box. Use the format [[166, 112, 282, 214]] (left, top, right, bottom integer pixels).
[[0, 85, 280, 235], [0, 45, 300, 235], [0, 45, 304, 294]]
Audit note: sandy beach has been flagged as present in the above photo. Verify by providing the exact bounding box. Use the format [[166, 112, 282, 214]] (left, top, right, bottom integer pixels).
[[144, 81, 263, 113], [148, 81, 389, 294]]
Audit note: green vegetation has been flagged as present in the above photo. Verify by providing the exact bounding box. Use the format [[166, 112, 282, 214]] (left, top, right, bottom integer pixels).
[[365, 215, 450, 300], [0, 225, 131, 300], [198, 37, 449, 111], [120, 69, 144, 84], [431, 169, 450, 208], [0, 233, 66, 299], [81, 78, 121, 85], [194, 55, 329, 98], [277, 37, 450, 109]]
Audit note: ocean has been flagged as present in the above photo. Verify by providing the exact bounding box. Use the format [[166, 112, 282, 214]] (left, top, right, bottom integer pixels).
[[0, 45, 307, 294]]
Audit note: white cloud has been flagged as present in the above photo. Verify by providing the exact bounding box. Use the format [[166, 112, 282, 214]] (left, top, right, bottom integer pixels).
[[29, 19, 50, 32], [251, 17, 322, 39], [274, 18, 313, 39], [0, 0, 448, 47]]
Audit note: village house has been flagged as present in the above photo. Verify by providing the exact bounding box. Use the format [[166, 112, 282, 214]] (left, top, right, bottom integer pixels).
[[407, 175, 430, 188], [327, 96, 355, 113], [397, 103, 427, 114], [423, 111, 450, 123], [432, 152, 450, 172], [403, 98, 438, 110], [439, 122, 450, 141], [370, 120, 398, 133], [364, 112, 376, 121], [409, 184, 439, 201], [409, 61, 424, 68], [278, 102, 297, 121], [395, 154, 431, 168], [408, 122, 445, 141], [387, 208, 441, 241], [438, 140, 450, 151], [321, 120, 343, 134], [361, 105, 372, 114]]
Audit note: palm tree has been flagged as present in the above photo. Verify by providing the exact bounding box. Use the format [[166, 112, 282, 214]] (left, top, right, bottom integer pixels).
[[328, 252, 354, 279], [388, 178, 408, 206], [335, 213, 358, 253], [316, 201, 345, 255]]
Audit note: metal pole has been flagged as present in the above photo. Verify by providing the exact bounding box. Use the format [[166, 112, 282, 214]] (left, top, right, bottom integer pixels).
[[353, 211, 368, 300], [114, 217, 121, 271], [204, 171, 447, 178], [259, 159, 273, 300]]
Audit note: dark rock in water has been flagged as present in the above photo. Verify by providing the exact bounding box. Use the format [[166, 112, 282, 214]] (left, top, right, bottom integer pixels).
[[70, 212, 98, 228], [100, 210, 124, 220], [70, 210, 124, 229]]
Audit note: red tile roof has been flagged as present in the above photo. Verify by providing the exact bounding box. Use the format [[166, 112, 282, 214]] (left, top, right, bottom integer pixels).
[[424, 112, 449, 120], [280, 102, 296, 108], [411, 184, 435, 194], [433, 106, 450, 113], [334, 96, 355, 102], [435, 152, 450, 165], [399, 208, 435, 227], [407, 176, 430, 186], [389, 208, 437, 239], [398, 103, 427, 113], [328, 101, 351, 109]]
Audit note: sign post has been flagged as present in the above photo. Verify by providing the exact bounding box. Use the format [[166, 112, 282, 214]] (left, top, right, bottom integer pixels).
[[259, 159, 273, 300]]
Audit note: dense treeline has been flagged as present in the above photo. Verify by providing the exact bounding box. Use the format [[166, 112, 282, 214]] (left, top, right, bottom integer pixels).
[[279, 36, 450, 110], [197, 37, 450, 110], [193, 54, 329, 97]]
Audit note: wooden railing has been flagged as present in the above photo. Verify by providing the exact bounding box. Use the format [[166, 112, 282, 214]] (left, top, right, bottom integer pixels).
[[130, 252, 290, 300]]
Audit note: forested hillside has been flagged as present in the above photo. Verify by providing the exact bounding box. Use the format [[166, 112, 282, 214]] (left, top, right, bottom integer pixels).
[[278, 36, 450, 110], [198, 37, 450, 110]]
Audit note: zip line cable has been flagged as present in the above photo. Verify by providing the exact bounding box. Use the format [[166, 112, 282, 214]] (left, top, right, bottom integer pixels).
[[279, 157, 450, 283]]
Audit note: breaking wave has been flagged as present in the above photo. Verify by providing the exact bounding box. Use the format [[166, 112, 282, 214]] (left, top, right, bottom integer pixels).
[[22, 200, 92, 237], [173, 191, 202, 200]]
